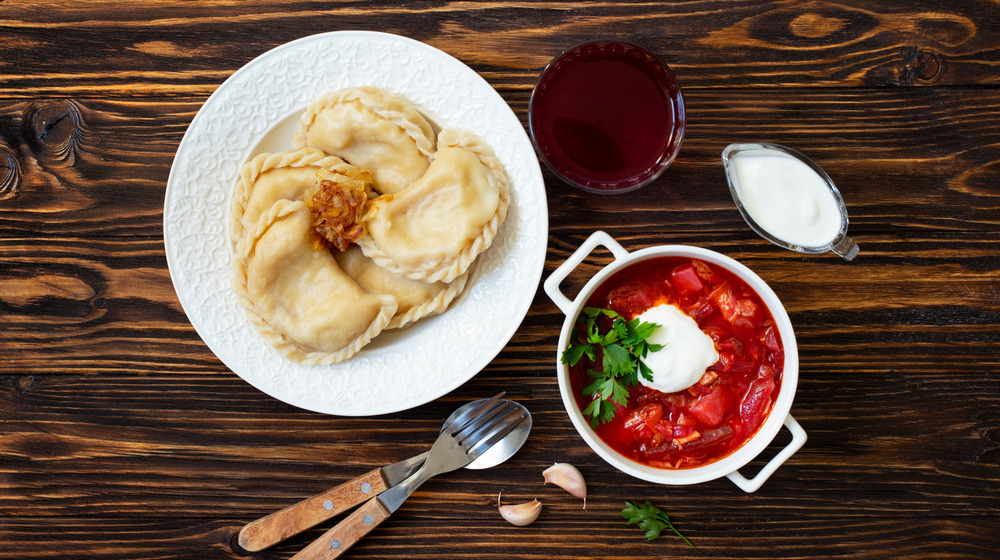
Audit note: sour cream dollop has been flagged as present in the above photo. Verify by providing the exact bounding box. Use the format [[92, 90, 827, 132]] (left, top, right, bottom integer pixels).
[[637, 304, 719, 393]]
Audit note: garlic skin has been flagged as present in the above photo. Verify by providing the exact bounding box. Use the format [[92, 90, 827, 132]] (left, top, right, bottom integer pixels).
[[543, 462, 587, 508], [497, 493, 542, 526]]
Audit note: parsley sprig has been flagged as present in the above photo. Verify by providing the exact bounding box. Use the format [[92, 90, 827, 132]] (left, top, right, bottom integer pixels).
[[622, 500, 695, 548], [560, 307, 663, 427]]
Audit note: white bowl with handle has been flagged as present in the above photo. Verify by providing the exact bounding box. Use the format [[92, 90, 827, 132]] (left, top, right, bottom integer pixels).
[[544, 230, 807, 492]]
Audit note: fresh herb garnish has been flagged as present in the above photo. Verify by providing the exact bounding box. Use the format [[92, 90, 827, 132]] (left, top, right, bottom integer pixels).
[[560, 307, 663, 427], [622, 500, 695, 548]]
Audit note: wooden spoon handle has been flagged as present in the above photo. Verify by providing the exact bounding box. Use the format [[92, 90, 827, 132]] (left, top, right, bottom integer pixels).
[[238, 468, 388, 552], [290, 498, 391, 560]]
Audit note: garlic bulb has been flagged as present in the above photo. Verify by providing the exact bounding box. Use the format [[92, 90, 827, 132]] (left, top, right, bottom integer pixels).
[[543, 462, 587, 508], [497, 492, 542, 526]]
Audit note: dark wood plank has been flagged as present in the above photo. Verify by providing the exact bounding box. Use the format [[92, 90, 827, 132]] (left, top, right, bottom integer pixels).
[[1, 86, 999, 237], [2, 235, 999, 374], [1, 1, 1000, 98], [2, 368, 998, 503]]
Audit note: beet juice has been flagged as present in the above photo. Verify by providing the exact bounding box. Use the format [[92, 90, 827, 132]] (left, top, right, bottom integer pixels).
[[529, 41, 685, 193]]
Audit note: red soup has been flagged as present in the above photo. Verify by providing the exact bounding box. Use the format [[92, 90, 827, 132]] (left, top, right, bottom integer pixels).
[[568, 257, 784, 469]]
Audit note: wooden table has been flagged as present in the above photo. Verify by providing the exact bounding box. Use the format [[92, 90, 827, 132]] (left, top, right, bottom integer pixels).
[[2, 2, 998, 559]]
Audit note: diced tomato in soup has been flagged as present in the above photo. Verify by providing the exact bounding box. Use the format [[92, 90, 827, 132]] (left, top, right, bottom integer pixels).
[[569, 257, 784, 469]]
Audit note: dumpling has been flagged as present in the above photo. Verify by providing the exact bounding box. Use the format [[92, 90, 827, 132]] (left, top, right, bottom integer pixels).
[[234, 199, 397, 365], [333, 246, 469, 329], [231, 148, 349, 247], [293, 87, 435, 195], [356, 129, 510, 283]]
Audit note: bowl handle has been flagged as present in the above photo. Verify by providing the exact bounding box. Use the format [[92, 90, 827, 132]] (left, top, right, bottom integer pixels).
[[543, 230, 630, 315], [726, 415, 807, 493]]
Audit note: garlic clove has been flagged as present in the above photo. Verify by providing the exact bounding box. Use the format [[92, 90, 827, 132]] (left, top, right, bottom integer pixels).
[[497, 492, 542, 526], [542, 462, 587, 508]]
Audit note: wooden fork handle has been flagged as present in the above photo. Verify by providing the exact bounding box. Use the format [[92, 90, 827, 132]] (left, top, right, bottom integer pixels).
[[291, 497, 391, 560], [238, 468, 388, 552]]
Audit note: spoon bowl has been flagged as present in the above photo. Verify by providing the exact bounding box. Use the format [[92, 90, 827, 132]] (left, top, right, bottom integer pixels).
[[443, 396, 532, 469]]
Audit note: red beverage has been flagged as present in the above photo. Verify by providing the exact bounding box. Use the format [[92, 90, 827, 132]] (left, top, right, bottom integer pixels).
[[529, 41, 685, 193]]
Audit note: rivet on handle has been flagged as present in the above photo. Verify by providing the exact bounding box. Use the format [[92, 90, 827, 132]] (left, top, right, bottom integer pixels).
[[323, 500, 335, 511]]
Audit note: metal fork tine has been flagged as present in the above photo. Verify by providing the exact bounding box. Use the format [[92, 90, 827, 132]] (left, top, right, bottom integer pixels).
[[466, 409, 529, 458], [455, 401, 517, 445], [447, 392, 504, 435], [453, 399, 512, 441], [461, 403, 521, 447]]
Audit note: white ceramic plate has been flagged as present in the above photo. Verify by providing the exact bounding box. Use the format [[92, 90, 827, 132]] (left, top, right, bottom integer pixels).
[[163, 31, 548, 416]]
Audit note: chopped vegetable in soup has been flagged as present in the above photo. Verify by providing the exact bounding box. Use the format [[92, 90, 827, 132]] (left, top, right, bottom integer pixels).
[[567, 257, 784, 469]]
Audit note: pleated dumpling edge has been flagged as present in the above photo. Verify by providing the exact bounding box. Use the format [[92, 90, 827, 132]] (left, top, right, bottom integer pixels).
[[292, 86, 436, 196], [356, 128, 511, 284]]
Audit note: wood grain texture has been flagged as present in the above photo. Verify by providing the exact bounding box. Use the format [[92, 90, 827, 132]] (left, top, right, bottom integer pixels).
[[290, 497, 391, 560], [238, 468, 390, 552], [1, 1, 1000, 97], [1, 1, 999, 559]]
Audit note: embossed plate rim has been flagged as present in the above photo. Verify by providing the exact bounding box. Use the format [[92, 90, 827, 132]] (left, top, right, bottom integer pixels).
[[163, 30, 547, 416]]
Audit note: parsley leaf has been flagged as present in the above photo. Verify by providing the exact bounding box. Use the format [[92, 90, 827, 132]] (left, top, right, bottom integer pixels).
[[561, 344, 591, 366], [621, 501, 695, 548], [602, 343, 631, 376], [560, 307, 661, 428]]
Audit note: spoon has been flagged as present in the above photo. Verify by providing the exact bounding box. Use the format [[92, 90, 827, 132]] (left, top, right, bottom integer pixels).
[[239, 394, 531, 553], [291, 394, 531, 560]]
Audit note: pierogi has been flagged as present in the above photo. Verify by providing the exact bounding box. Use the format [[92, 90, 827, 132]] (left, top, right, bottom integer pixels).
[[357, 129, 510, 284], [293, 86, 435, 195], [235, 200, 397, 365], [231, 87, 508, 366]]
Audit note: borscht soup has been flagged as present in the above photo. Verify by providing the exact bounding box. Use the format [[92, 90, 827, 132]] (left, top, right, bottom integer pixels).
[[565, 256, 784, 470]]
